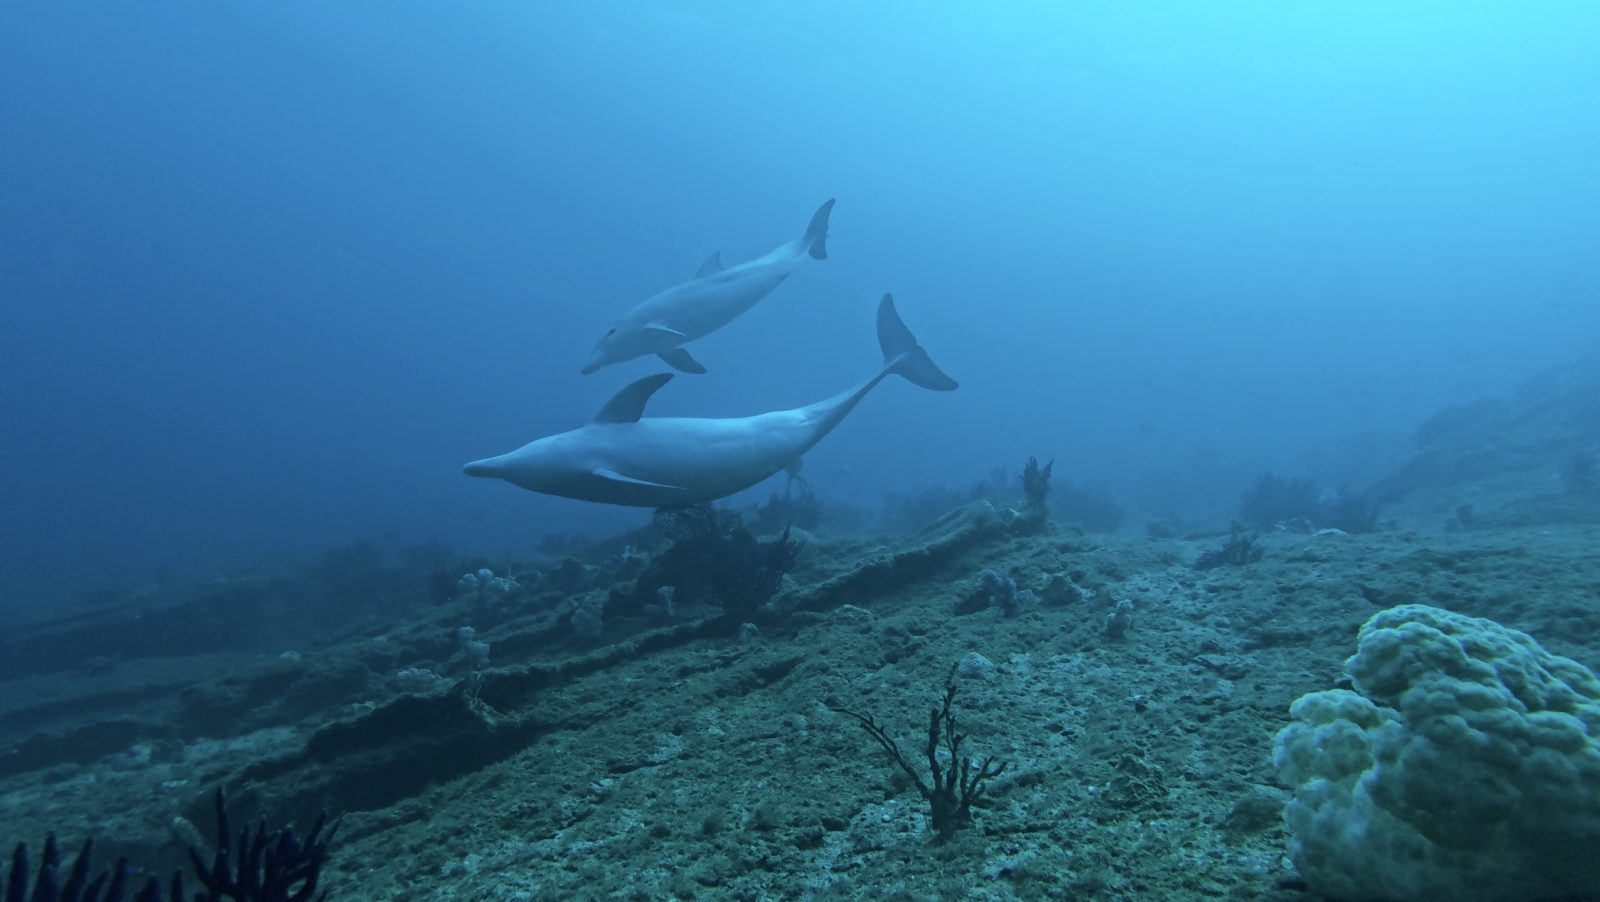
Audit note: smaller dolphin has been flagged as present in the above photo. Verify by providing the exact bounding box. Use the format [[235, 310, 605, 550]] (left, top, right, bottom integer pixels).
[[581, 199, 835, 376], [467, 294, 955, 507]]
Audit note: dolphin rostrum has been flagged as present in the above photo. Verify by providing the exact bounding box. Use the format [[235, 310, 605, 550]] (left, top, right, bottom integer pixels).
[[467, 294, 955, 507], [580, 199, 836, 376]]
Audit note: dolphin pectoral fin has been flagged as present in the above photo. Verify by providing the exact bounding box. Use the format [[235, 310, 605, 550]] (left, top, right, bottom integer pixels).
[[658, 347, 707, 374], [593, 467, 683, 490], [593, 373, 674, 424], [694, 251, 724, 279], [644, 322, 688, 338]]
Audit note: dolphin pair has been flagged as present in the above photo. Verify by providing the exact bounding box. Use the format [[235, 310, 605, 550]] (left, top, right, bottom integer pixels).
[[582, 199, 835, 376], [464, 294, 956, 507]]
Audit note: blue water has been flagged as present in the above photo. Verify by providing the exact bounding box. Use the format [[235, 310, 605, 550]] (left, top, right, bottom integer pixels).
[[3, 2, 1597, 608]]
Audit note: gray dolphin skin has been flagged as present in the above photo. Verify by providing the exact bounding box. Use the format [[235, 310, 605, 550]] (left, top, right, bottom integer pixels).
[[580, 199, 836, 376], [466, 294, 955, 507]]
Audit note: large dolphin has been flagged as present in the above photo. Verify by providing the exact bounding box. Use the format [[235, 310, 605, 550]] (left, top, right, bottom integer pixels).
[[581, 199, 836, 376], [467, 294, 955, 507]]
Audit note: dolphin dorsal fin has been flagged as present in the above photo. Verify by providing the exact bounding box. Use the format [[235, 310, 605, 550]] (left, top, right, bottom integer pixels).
[[694, 251, 723, 279], [593, 373, 673, 424]]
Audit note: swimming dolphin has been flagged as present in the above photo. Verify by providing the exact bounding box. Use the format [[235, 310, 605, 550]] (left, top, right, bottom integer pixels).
[[580, 199, 836, 376], [467, 294, 955, 507]]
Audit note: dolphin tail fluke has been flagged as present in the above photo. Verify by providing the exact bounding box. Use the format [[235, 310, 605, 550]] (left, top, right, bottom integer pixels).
[[803, 198, 835, 261], [877, 293, 958, 391]]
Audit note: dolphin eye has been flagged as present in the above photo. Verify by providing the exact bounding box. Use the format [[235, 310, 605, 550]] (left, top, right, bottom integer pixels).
[[607, 328, 617, 336]]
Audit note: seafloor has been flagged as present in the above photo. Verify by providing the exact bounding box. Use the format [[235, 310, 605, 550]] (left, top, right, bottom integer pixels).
[[2, 393, 1598, 900]]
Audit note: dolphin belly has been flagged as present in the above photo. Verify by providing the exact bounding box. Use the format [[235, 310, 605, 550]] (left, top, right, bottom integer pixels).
[[584, 414, 809, 506], [644, 262, 790, 341]]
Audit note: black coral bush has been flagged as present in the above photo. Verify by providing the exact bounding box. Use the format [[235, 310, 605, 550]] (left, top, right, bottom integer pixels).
[[831, 667, 1008, 838]]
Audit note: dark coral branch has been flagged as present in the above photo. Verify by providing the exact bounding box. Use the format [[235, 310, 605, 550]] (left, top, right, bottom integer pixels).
[[1020, 456, 1053, 505], [187, 788, 335, 901], [5, 833, 130, 902], [832, 666, 1007, 838], [829, 706, 934, 803], [5, 788, 335, 902], [1194, 523, 1264, 571]]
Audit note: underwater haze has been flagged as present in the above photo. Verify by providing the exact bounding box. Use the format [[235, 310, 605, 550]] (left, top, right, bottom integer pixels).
[[3, 1, 1598, 609]]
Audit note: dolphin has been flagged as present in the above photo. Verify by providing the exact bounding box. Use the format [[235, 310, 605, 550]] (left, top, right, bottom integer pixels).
[[581, 199, 836, 376], [466, 294, 956, 507]]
